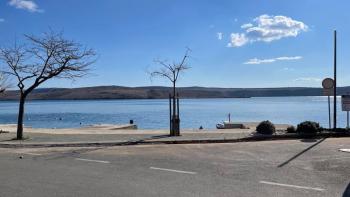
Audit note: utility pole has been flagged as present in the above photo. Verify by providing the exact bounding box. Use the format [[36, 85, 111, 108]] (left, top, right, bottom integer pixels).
[[328, 95, 331, 129], [333, 30, 337, 131]]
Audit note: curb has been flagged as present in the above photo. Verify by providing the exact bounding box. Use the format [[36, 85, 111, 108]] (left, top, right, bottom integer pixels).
[[0, 132, 349, 148]]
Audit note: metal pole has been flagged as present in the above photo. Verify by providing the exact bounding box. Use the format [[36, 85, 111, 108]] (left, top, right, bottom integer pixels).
[[328, 96, 331, 129], [176, 93, 179, 117], [169, 94, 172, 135], [177, 93, 180, 135], [172, 84, 176, 131], [347, 111, 349, 129], [333, 30, 337, 131]]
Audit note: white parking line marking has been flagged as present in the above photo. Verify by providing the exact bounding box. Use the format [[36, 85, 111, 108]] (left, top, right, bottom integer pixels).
[[75, 158, 110, 164], [339, 149, 350, 153], [150, 167, 197, 175], [259, 181, 325, 192]]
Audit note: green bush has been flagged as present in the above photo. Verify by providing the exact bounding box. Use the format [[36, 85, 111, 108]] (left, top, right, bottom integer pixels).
[[256, 120, 276, 135], [286, 125, 296, 133], [296, 121, 320, 134]]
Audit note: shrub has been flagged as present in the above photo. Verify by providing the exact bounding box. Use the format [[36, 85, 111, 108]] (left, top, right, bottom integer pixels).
[[286, 125, 296, 133], [296, 121, 320, 134], [256, 120, 276, 135]]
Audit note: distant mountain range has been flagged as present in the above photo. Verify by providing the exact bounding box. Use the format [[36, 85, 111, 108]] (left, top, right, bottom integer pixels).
[[0, 86, 349, 100]]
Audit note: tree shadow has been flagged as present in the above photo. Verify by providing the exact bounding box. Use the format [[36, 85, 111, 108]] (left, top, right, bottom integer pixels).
[[343, 182, 350, 197], [300, 138, 318, 143], [118, 134, 171, 146], [277, 137, 327, 168], [149, 135, 171, 140]]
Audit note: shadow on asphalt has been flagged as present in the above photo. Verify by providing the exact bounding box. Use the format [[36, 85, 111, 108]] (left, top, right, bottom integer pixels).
[[277, 137, 327, 168], [343, 182, 350, 197], [148, 135, 171, 140], [117, 134, 171, 146], [300, 138, 318, 143]]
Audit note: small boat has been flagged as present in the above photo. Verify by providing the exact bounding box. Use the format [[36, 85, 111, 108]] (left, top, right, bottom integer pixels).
[[216, 113, 231, 129], [216, 123, 225, 129], [216, 114, 246, 129], [216, 121, 245, 129]]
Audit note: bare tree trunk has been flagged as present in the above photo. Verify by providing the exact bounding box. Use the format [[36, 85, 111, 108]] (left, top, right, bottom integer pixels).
[[172, 82, 178, 135], [16, 93, 26, 140], [173, 82, 176, 118]]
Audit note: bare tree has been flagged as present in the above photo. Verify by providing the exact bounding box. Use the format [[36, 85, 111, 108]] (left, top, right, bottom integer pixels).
[[150, 49, 191, 136], [150, 48, 191, 99], [0, 31, 96, 139]]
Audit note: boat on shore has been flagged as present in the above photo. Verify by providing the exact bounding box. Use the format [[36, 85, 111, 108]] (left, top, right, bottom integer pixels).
[[216, 121, 246, 129], [216, 113, 247, 129]]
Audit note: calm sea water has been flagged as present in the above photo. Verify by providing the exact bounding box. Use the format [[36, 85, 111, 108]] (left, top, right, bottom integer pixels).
[[0, 96, 347, 129]]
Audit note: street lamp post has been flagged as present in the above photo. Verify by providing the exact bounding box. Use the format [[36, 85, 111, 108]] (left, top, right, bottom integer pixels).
[[333, 30, 337, 131]]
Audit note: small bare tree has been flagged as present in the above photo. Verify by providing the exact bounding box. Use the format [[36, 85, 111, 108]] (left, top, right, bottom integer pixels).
[[150, 49, 191, 136], [0, 31, 96, 139], [150, 48, 191, 98]]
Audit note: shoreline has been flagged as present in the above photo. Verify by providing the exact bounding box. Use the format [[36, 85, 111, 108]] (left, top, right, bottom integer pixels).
[[0, 122, 291, 135]]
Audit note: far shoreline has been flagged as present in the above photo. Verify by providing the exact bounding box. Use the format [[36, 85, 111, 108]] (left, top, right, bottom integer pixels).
[[0, 85, 349, 101], [0, 95, 341, 102]]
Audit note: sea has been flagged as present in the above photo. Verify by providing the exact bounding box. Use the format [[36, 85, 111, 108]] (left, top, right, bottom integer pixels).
[[0, 96, 347, 129]]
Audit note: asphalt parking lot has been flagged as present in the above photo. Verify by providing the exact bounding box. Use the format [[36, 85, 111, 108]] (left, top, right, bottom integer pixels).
[[0, 138, 349, 197]]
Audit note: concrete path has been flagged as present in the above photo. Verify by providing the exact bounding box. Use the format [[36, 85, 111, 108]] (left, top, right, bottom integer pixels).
[[0, 123, 262, 147], [0, 130, 253, 147]]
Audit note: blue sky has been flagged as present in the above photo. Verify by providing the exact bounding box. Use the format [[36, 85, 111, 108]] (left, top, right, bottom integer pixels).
[[1, 0, 350, 88]]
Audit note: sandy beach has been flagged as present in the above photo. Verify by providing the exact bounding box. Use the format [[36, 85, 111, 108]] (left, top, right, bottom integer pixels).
[[0, 122, 291, 135]]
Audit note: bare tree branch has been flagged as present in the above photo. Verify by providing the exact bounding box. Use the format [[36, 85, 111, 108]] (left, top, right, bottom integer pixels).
[[0, 72, 10, 93], [150, 48, 191, 87]]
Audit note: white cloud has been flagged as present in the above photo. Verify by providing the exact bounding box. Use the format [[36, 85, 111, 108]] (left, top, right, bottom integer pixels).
[[228, 14, 308, 47], [244, 58, 275, 64], [244, 56, 302, 65], [8, 0, 43, 13], [228, 33, 248, 47], [216, 32, 223, 40], [294, 77, 321, 82], [275, 56, 302, 61], [0, 18, 4, 22], [241, 23, 253, 29]]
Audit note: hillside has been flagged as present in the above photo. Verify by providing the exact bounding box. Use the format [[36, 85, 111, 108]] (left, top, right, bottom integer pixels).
[[0, 86, 349, 100]]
